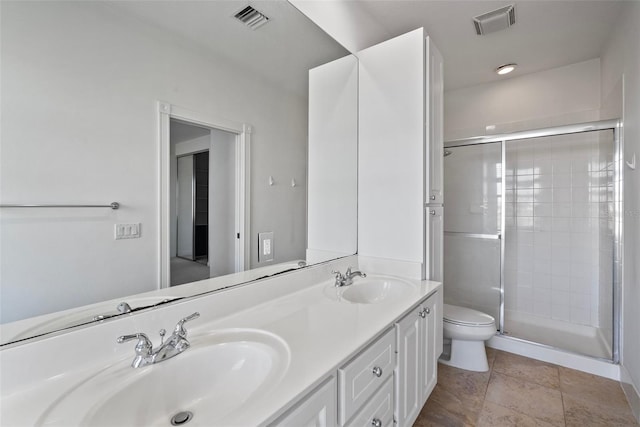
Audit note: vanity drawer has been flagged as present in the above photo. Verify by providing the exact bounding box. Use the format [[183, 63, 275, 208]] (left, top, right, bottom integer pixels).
[[345, 376, 394, 427], [338, 327, 395, 425]]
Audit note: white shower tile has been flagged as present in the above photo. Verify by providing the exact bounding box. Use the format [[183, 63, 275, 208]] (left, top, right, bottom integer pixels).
[[516, 174, 535, 188], [517, 188, 535, 203], [553, 173, 572, 187], [552, 275, 571, 292], [517, 271, 533, 288], [570, 307, 591, 326], [552, 260, 570, 276], [533, 273, 552, 289], [534, 187, 553, 203], [533, 217, 552, 232], [572, 202, 591, 218], [552, 304, 572, 322], [533, 259, 552, 274], [551, 247, 571, 263], [534, 203, 552, 217], [534, 174, 553, 189], [552, 218, 571, 232], [553, 203, 572, 217], [573, 187, 590, 203], [551, 231, 571, 247], [534, 245, 552, 261], [553, 188, 572, 203], [552, 289, 571, 306], [570, 218, 591, 233], [517, 217, 534, 230]]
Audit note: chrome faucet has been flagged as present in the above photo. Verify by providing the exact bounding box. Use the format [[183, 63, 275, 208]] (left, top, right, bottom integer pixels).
[[117, 312, 200, 368], [331, 266, 366, 287]]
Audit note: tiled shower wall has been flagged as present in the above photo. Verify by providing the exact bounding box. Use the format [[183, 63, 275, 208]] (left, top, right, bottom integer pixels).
[[504, 130, 614, 331]]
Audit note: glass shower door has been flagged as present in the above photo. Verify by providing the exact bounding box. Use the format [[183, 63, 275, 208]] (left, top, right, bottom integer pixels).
[[443, 142, 502, 326]]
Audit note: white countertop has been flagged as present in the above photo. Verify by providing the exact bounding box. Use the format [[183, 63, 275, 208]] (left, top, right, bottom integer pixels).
[[0, 257, 441, 426]]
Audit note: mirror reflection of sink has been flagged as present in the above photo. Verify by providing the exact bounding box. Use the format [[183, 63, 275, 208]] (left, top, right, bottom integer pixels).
[[8, 297, 179, 341], [36, 329, 290, 426], [324, 276, 416, 304]]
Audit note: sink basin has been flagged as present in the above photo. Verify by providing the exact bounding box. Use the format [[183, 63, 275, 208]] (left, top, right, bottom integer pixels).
[[37, 329, 290, 426], [324, 276, 416, 304]]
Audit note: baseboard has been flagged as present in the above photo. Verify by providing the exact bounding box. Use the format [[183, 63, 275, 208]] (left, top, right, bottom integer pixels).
[[621, 364, 640, 422], [487, 334, 620, 380]]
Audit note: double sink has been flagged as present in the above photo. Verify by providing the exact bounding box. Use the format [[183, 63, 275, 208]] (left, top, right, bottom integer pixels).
[[37, 272, 416, 426]]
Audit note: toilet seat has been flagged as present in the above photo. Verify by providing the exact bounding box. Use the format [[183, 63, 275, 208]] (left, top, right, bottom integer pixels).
[[443, 304, 495, 327]]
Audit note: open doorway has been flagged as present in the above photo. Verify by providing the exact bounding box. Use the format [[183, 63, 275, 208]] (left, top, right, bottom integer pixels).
[[169, 119, 240, 286]]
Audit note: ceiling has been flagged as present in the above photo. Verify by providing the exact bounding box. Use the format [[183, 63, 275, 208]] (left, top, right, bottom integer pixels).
[[104, 1, 625, 93], [170, 120, 211, 145], [335, 0, 626, 90], [104, 0, 348, 97]]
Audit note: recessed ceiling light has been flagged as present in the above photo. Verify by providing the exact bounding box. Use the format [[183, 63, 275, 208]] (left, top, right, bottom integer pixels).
[[496, 63, 517, 75]]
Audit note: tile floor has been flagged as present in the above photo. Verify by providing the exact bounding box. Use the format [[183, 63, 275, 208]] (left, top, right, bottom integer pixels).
[[415, 348, 639, 426]]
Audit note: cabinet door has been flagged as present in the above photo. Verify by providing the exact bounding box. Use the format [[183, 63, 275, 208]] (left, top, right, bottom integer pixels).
[[426, 36, 444, 205], [420, 292, 442, 403], [273, 377, 337, 427], [394, 306, 422, 427], [427, 206, 443, 282]]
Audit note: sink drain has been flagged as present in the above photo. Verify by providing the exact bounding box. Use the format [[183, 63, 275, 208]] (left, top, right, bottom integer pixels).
[[171, 411, 193, 426]]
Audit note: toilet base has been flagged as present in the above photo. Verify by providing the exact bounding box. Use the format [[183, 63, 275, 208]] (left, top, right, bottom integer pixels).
[[438, 339, 489, 372]]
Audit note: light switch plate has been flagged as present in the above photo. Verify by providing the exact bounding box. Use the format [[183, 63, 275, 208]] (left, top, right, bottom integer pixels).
[[115, 223, 141, 240], [258, 231, 274, 262]]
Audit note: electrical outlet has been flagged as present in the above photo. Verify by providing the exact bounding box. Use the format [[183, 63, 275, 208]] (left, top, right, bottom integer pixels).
[[115, 223, 141, 240], [258, 231, 274, 262]]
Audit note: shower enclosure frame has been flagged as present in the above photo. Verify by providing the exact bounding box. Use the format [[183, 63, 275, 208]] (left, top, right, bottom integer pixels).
[[444, 119, 622, 363]]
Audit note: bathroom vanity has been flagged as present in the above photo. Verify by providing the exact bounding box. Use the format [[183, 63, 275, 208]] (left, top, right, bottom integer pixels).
[[0, 257, 441, 426]]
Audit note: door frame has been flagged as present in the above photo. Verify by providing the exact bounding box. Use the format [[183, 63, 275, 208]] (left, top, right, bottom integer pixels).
[[158, 101, 251, 288]]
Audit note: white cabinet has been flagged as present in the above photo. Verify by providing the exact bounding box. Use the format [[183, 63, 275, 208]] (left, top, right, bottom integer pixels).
[[272, 377, 337, 427], [395, 291, 443, 427], [426, 37, 444, 205], [426, 206, 443, 282], [357, 28, 444, 280]]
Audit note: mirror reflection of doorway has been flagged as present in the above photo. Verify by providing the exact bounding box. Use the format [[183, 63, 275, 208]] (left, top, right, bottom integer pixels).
[[170, 119, 237, 286]]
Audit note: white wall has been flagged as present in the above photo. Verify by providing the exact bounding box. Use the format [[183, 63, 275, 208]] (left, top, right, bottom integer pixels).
[[307, 55, 358, 264], [600, 1, 640, 419], [445, 59, 602, 141], [0, 2, 307, 322]]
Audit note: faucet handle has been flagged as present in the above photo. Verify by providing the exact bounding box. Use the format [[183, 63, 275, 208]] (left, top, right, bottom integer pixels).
[[345, 266, 352, 275], [174, 312, 200, 336], [331, 270, 343, 278], [117, 333, 153, 355]]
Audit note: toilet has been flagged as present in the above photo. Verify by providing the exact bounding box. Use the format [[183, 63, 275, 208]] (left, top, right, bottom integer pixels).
[[440, 304, 496, 372]]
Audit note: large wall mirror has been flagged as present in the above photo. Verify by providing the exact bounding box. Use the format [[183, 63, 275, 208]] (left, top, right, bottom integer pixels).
[[0, 0, 357, 345]]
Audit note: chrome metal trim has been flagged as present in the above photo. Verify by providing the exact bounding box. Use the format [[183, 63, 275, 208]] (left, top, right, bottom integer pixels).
[[444, 119, 620, 147], [500, 139, 506, 335], [0, 202, 119, 209], [613, 122, 623, 364], [443, 231, 501, 240]]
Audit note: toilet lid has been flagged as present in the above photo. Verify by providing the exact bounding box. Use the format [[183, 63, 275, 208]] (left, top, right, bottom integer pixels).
[[443, 304, 495, 326]]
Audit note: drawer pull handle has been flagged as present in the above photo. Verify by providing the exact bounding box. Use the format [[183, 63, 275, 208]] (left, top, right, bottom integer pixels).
[[419, 308, 426, 318], [425, 307, 431, 315], [430, 195, 436, 201], [371, 418, 382, 427], [372, 366, 383, 377], [429, 209, 436, 216]]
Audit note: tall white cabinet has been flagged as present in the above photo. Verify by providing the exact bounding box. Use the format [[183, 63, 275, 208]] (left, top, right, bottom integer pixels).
[[358, 28, 444, 281]]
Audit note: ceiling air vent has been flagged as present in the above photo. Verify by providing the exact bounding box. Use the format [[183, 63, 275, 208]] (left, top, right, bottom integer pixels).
[[473, 5, 516, 35], [234, 5, 270, 30]]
